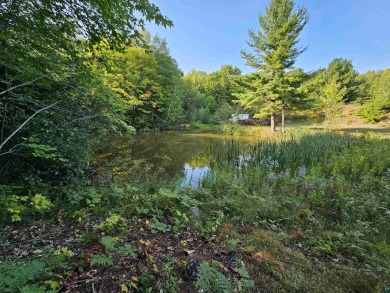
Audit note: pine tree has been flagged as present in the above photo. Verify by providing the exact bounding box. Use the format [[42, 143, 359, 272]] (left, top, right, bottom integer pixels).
[[320, 73, 347, 127], [241, 0, 309, 133]]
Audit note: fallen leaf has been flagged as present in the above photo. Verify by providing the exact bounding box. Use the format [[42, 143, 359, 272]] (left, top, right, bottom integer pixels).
[[184, 249, 196, 255], [153, 264, 159, 272], [120, 284, 129, 292]]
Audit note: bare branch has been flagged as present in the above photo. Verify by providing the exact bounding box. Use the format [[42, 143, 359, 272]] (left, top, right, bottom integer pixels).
[[0, 100, 64, 152], [0, 143, 27, 157], [0, 74, 49, 97], [69, 115, 100, 124]]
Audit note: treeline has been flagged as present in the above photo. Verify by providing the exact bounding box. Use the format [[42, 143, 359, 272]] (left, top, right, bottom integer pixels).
[[233, 58, 390, 127], [1, 0, 389, 187], [183, 59, 390, 126]]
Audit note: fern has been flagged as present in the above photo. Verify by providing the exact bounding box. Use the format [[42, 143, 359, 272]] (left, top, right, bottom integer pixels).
[[196, 262, 255, 293], [117, 243, 137, 258], [235, 263, 255, 292], [90, 253, 114, 266], [237, 265, 250, 279], [0, 260, 45, 292], [100, 236, 116, 252], [196, 262, 234, 293]]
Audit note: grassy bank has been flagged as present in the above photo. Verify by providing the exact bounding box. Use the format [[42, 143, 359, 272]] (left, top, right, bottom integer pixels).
[[1, 132, 390, 292]]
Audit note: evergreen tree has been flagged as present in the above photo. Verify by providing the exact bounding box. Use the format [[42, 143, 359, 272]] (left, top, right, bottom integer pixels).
[[241, 0, 309, 133], [326, 58, 362, 103], [320, 73, 347, 126], [358, 69, 390, 122]]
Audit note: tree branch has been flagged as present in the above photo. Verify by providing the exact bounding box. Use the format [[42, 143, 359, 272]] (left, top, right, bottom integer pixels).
[[0, 74, 49, 97], [69, 115, 100, 124], [0, 100, 63, 152], [0, 143, 27, 157]]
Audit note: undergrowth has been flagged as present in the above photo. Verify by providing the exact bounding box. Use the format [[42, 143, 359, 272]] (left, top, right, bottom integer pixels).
[[1, 133, 389, 292]]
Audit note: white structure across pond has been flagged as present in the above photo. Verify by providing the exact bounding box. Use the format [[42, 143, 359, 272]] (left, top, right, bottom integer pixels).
[[230, 114, 249, 122]]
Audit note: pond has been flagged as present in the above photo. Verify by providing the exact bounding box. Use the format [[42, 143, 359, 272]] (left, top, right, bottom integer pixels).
[[98, 131, 241, 187]]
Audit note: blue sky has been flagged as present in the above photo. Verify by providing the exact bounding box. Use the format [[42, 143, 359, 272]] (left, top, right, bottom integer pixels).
[[147, 0, 390, 75]]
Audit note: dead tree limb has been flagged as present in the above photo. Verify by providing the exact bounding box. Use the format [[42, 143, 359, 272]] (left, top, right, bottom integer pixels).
[[0, 100, 63, 152]]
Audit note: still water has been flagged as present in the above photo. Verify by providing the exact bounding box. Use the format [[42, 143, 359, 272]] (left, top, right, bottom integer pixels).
[[98, 131, 236, 187]]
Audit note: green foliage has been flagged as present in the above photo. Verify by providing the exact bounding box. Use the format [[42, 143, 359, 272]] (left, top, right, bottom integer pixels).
[[100, 236, 117, 252], [0, 260, 45, 292], [117, 243, 137, 259], [183, 70, 208, 91], [2, 194, 52, 222], [358, 69, 390, 122], [4, 195, 28, 222], [204, 65, 242, 105], [90, 236, 137, 267], [320, 73, 347, 123], [90, 253, 114, 267], [234, 70, 308, 122], [182, 65, 242, 125], [30, 194, 52, 211], [306, 59, 362, 123], [373, 242, 390, 257], [0, 0, 172, 51], [196, 262, 254, 292], [53, 247, 75, 258], [239, 0, 309, 130], [97, 214, 123, 231], [172, 210, 189, 232], [196, 262, 235, 293], [222, 122, 241, 135], [242, 0, 309, 71], [161, 276, 183, 293], [0, 0, 174, 195]]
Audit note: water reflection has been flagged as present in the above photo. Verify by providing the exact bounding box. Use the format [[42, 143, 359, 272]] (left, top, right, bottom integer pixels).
[[97, 131, 229, 187], [182, 164, 210, 187]]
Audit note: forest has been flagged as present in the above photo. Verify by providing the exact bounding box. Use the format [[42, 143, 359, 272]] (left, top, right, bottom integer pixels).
[[0, 0, 389, 292]]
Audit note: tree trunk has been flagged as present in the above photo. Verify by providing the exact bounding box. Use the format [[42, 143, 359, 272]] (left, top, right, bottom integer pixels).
[[281, 103, 285, 134], [270, 114, 275, 134], [132, 105, 136, 126]]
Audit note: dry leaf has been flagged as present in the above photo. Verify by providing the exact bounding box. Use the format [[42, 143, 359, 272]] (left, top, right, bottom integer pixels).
[[153, 264, 159, 272], [131, 276, 138, 282], [120, 284, 129, 292], [184, 249, 196, 255]]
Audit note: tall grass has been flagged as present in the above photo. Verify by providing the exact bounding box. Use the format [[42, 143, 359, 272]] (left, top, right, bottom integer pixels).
[[199, 133, 390, 273], [210, 133, 364, 176]]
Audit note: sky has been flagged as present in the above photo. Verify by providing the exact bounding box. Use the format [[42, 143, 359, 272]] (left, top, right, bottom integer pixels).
[[147, 0, 390, 75]]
